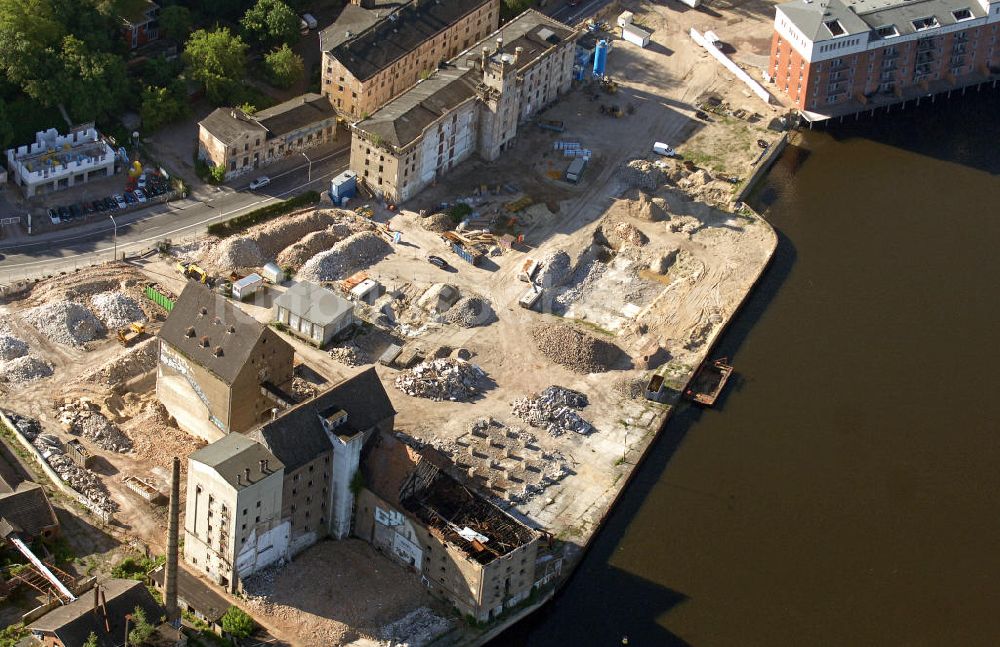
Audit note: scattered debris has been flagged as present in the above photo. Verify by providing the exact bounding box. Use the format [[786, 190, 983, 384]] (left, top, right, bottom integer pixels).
[[23, 301, 105, 346], [3, 410, 40, 440], [535, 250, 572, 287], [378, 607, 451, 647], [79, 337, 158, 385], [0, 327, 29, 361], [511, 386, 593, 436], [394, 358, 488, 402], [89, 292, 146, 330], [329, 346, 363, 367], [604, 221, 648, 248], [530, 324, 622, 374], [419, 212, 454, 233], [120, 399, 203, 471], [442, 295, 496, 328], [611, 374, 646, 400], [59, 399, 133, 452], [298, 232, 393, 282], [619, 159, 666, 190]]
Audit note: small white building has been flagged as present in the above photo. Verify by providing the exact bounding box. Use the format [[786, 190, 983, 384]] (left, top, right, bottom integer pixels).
[[5, 127, 117, 198], [273, 281, 354, 347], [622, 23, 651, 48], [184, 433, 287, 592]]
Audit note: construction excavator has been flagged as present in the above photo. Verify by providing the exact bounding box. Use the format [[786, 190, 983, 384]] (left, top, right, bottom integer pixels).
[[175, 261, 210, 284], [117, 322, 146, 347]]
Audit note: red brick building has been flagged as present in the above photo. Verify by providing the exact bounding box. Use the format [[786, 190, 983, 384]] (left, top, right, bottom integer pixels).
[[769, 0, 1000, 119], [121, 0, 160, 50]]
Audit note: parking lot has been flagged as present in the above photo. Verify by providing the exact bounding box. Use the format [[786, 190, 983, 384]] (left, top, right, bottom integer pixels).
[[40, 171, 173, 231]]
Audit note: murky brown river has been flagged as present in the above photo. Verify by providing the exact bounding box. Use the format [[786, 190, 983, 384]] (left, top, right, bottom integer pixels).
[[495, 89, 1000, 645]]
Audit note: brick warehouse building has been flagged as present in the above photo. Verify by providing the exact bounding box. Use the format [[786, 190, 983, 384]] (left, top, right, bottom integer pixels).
[[769, 0, 1000, 119]]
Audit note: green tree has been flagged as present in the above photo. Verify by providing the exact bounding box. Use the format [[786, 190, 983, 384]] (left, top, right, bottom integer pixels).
[[0, 99, 13, 151], [264, 43, 303, 88], [240, 0, 299, 48], [83, 631, 98, 647], [221, 605, 255, 640], [140, 55, 181, 87], [127, 606, 154, 645], [140, 83, 188, 131], [158, 5, 192, 40], [49, 35, 128, 122], [183, 28, 247, 105], [501, 0, 535, 20], [0, 0, 66, 90]]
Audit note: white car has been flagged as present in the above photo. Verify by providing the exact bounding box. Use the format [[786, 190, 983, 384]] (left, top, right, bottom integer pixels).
[[133, 189, 147, 203], [653, 142, 677, 157], [137, 174, 148, 189], [249, 176, 271, 190], [113, 194, 128, 209]]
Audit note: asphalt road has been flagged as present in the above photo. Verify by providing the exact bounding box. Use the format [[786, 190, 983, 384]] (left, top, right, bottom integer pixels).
[[0, 146, 350, 281], [547, 0, 612, 25]]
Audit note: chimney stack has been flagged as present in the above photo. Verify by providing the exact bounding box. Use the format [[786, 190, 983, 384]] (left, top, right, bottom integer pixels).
[[164, 457, 180, 621], [514, 46, 523, 66], [482, 47, 489, 70], [259, 459, 267, 473], [495, 37, 503, 54], [244, 467, 251, 482]]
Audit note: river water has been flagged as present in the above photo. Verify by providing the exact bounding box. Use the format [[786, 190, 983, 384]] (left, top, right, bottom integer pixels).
[[495, 89, 1000, 645]]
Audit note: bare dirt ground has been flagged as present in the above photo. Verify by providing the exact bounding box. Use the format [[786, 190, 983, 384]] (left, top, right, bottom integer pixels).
[[241, 539, 445, 646]]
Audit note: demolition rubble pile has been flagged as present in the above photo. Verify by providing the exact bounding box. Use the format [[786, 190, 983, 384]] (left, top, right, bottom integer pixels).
[[59, 400, 133, 452], [419, 212, 454, 233], [530, 324, 621, 374], [23, 301, 105, 346], [603, 221, 649, 249], [510, 386, 594, 437], [442, 295, 496, 328], [0, 322, 29, 361], [535, 250, 572, 287], [611, 374, 646, 400], [298, 232, 393, 282], [6, 411, 117, 513], [378, 607, 451, 647], [619, 159, 666, 190], [80, 337, 158, 385], [329, 345, 364, 367], [0, 356, 54, 383], [213, 208, 359, 268], [90, 292, 146, 330], [394, 358, 487, 402]]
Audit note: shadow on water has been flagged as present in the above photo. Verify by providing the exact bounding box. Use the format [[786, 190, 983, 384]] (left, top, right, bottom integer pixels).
[[490, 213, 799, 646], [812, 87, 1000, 175]]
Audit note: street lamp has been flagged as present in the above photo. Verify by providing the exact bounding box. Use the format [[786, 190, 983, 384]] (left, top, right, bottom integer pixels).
[[301, 151, 313, 183], [109, 213, 118, 261]]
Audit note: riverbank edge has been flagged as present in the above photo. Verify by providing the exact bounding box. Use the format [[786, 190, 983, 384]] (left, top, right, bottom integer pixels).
[[447, 204, 781, 646]]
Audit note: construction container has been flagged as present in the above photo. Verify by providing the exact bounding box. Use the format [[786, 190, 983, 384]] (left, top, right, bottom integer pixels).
[[123, 475, 162, 503], [350, 278, 382, 305], [66, 439, 92, 469], [593, 40, 609, 77], [330, 170, 358, 201], [518, 286, 544, 310], [232, 273, 263, 301], [617, 11, 634, 27], [565, 158, 587, 183], [622, 23, 651, 47], [378, 344, 403, 367], [262, 262, 285, 284]]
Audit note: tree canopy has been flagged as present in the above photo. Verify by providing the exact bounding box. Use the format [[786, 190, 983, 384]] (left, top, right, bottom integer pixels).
[[221, 605, 255, 640], [127, 606, 154, 646], [264, 44, 304, 89], [183, 28, 248, 105], [240, 0, 299, 48], [158, 5, 192, 40], [141, 83, 189, 131]]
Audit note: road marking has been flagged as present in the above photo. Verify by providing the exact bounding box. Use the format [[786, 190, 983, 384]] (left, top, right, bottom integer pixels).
[[0, 167, 347, 272]]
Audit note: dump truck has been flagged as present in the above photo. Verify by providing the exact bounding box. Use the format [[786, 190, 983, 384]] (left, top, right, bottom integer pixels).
[[117, 322, 146, 346]]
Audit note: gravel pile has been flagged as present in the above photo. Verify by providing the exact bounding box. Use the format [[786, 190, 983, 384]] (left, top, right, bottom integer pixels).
[[530, 324, 621, 374], [394, 358, 487, 401], [43, 452, 118, 513], [80, 337, 158, 385], [611, 374, 646, 399], [510, 386, 593, 436], [214, 209, 356, 268], [604, 221, 648, 248], [90, 292, 146, 329], [0, 356, 54, 383], [554, 257, 607, 312], [535, 250, 572, 287], [4, 411, 40, 440], [0, 333, 29, 361], [59, 400, 133, 452], [379, 607, 451, 647], [216, 237, 265, 268], [442, 295, 496, 328], [619, 159, 666, 190], [23, 301, 105, 346], [298, 232, 393, 282], [420, 212, 453, 233], [329, 346, 364, 366], [276, 228, 340, 270]]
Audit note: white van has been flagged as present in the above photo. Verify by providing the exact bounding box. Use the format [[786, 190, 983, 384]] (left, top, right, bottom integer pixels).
[[302, 13, 318, 29], [653, 142, 677, 157]]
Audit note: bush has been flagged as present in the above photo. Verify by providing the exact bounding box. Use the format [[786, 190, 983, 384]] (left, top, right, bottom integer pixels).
[[448, 203, 472, 223], [111, 554, 165, 580], [221, 606, 255, 640], [207, 191, 321, 236]]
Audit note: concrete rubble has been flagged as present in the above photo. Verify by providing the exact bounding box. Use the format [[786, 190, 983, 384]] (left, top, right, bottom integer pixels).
[[23, 301, 105, 346], [89, 292, 146, 330], [59, 399, 133, 452], [298, 231, 393, 282], [419, 212, 454, 233], [619, 159, 667, 190], [611, 374, 646, 400], [0, 356, 54, 383], [510, 386, 594, 437], [214, 208, 363, 268], [394, 358, 488, 402], [378, 607, 451, 647], [0, 326, 29, 362], [530, 323, 622, 374], [535, 250, 572, 287], [441, 295, 496, 328]]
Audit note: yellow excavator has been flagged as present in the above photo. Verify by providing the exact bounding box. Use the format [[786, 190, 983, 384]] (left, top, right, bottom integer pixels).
[[117, 322, 146, 347], [175, 261, 209, 284]]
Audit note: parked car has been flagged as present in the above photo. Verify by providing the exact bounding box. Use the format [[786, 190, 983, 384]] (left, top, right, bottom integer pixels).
[[133, 189, 147, 203], [137, 174, 148, 189], [104, 197, 117, 211], [653, 142, 677, 157], [427, 255, 449, 269], [113, 194, 127, 209], [124, 192, 137, 205], [249, 176, 270, 190], [48, 208, 60, 225], [57, 206, 70, 220]]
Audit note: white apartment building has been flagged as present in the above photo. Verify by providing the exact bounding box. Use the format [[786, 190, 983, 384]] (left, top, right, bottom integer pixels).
[[5, 127, 117, 198]]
